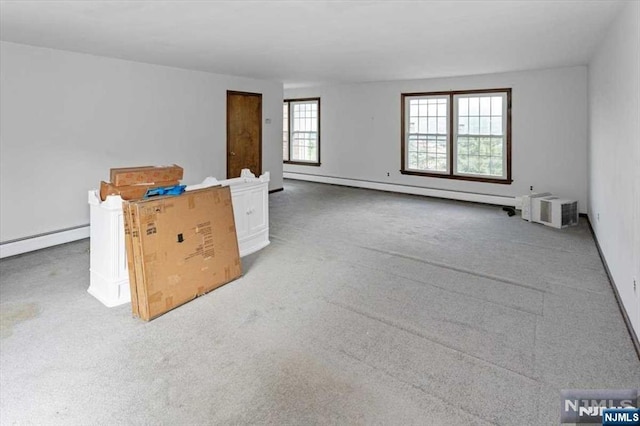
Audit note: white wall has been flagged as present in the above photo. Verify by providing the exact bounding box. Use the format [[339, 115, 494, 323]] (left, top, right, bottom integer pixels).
[[284, 66, 588, 211], [588, 1, 640, 338], [0, 41, 283, 243]]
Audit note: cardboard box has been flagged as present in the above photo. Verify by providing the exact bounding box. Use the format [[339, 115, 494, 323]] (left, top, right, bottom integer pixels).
[[99, 180, 180, 201], [123, 186, 242, 321], [128, 201, 151, 319], [122, 202, 139, 317], [110, 164, 184, 187]]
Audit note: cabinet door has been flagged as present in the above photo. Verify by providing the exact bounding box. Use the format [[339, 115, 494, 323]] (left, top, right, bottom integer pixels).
[[232, 190, 250, 239], [116, 211, 128, 281], [248, 187, 267, 232]]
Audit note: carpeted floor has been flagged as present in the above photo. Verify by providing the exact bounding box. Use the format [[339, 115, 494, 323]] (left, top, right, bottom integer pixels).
[[1, 179, 638, 425]]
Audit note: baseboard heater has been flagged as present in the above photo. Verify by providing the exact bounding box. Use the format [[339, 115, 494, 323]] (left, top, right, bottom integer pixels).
[[0, 226, 90, 259], [283, 172, 516, 207]]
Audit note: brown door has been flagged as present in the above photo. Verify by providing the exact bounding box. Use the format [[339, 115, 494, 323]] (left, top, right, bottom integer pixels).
[[227, 91, 262, 178]]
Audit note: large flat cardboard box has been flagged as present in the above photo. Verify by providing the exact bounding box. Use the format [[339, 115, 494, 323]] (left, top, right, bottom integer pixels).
[[124, 186, 242, 320], [110, 164, 183, 187]]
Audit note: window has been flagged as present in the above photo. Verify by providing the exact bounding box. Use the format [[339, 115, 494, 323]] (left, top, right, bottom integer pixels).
[[283, 98, 320, 165], [401, 89, 511, 184]]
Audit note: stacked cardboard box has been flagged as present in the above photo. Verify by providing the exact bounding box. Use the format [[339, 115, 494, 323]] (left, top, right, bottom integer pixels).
[[122, 186, 242, 321], [99, 164, 184, 201]]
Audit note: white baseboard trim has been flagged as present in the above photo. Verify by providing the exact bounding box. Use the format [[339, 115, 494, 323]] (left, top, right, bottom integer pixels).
[[0, 226, 90, 259], [283, 172, 516, 207]]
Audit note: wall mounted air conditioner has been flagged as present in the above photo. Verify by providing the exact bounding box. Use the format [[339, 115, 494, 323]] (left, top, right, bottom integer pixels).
[[531, 196, 579, 229], [521, 192, 552, 221]]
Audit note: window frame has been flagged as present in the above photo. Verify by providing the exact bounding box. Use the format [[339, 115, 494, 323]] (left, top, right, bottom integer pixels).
[[401, 88, 512, 184], [283, 97, 321, 166], [403, 93, 451, 175]]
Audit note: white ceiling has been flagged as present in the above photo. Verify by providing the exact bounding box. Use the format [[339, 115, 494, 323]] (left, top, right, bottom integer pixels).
[[0, 0, 623, 88]]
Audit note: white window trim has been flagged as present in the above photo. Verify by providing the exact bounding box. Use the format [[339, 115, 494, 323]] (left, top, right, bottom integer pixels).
[[284, 98, 321, 165]]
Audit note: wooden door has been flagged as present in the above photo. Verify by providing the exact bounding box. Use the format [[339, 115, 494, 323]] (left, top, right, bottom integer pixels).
[[227, 91, 262, 178]]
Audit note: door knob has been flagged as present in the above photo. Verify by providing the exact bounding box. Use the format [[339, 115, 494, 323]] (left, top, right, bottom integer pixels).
[[230, 151, 236, 156]]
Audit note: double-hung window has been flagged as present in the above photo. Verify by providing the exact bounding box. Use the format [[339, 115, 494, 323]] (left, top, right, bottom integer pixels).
[[401, 89, 511, 184], [283, 98, 321, 165]]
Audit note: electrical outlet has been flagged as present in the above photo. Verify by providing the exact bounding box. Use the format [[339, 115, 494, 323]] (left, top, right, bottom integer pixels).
[[634, 278, 637, 294], [597, 213, 600, 221], [530, 185, 533, 191], [387, 172, 390, 177]]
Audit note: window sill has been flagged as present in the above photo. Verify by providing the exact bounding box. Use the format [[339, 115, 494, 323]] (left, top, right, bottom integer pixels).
[[284, 161, 321, 167], [400, 169, 512, 185]]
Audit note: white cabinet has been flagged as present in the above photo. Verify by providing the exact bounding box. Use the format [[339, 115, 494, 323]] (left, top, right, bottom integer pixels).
[[87, 169, 270, 307], [87, 192, 130, 307], [189, 170, 270, 257], [213, 169, 270, 257]]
